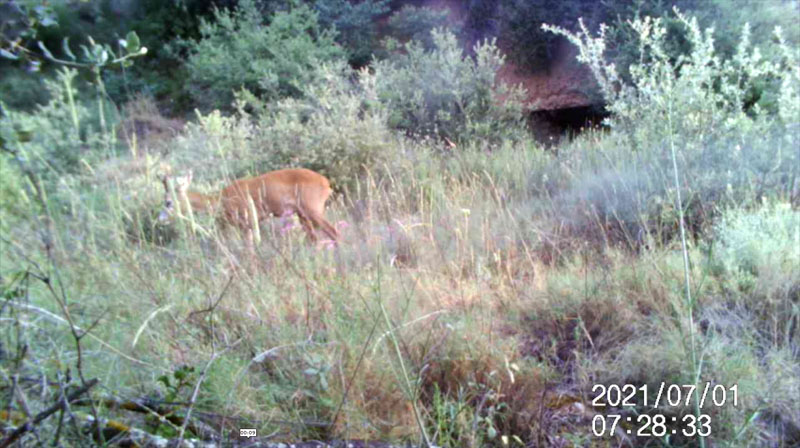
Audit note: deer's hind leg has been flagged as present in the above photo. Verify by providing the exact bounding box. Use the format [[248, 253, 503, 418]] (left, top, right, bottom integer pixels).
[[306, 209, 338, 242], [301, 198, 338, 243], [296, 212, 319, 242]]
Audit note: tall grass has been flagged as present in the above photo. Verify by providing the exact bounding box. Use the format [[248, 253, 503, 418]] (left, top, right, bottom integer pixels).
[[1, 10, 798, 447]]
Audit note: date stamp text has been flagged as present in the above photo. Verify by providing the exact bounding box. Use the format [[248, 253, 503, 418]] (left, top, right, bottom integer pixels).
[[590, 382, 738, 438]]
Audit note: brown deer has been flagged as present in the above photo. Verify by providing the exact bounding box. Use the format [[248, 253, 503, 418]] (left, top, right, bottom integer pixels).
[[159, 168, 339, 245]]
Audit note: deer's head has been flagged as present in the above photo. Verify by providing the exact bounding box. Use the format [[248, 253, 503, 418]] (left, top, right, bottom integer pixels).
[[158, 171, 193, 223]]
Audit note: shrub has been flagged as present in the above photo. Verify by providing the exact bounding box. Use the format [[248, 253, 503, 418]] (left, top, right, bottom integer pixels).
[[167, 108, 257, 184], [0, 69, 50, 111], [545, 9, 799, 148], [166, 61, 395, 190], [494, 0, 593, 71], [116, 94, 184, 157], [545, 126, 797, 252], [12, 0, 219, 110], [713, 202, 799, 292], [538, 10, 799, 249], [602, 0, 800, 82], [180, 0, 344, 111], [385, 5, 453, 50], [373, 28, 527, 144], [251, 62, 396, 189], [0, 68, 101, 175], [313, 0, 389, 67], [461, 0, 800, 76]]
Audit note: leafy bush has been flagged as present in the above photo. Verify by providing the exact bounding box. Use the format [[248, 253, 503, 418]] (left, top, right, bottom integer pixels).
[[458, 0, 800, 83], [0, 69, 50, 111], [385, 5, 453, 50], [373, 28, 527, 143], [546, 10, 799, 148], [314, 0, 389, 67], [714, 202, 799, 289], [546, 129, 796, 252], [603, 0, 800, 82], [539, 11, 799, 249], [180, 0, 344, 111], [0, 68, 101, 175], [126, 0, 235, 57], [117, 94, 184, 156], [167, 62, 394, 190], [702, 203, 800, 439], [3, 0, 212, 110], [251, 62, 396, 188], [494, 0, 593, 71], [167, 108, 257, 184]]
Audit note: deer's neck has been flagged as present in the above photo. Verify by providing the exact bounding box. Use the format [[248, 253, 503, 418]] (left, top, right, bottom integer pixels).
[[182, 191, 220, 214]]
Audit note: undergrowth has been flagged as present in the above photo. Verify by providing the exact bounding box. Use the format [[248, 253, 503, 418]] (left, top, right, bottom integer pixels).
[[1, 8, 798, 448]]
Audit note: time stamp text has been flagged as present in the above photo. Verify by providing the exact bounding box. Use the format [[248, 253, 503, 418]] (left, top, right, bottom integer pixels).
[[591, 382, 739, 437]]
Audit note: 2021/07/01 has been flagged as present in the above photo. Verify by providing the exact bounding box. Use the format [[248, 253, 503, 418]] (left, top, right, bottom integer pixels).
[[591, 382, 738, 409]]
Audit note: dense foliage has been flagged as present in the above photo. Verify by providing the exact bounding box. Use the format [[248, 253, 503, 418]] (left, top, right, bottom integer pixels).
[[542, 9, 798, 248], [385, 4, 453, 50], [461, 0, 800, 75], [1, 1, 798, 447], [179, 0, 343, 111], [374, 29, 527, 143], [313, 0, 389, 66]]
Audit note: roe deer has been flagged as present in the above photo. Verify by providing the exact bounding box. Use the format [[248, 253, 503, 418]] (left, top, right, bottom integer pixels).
[[158, 168, 339, 244]]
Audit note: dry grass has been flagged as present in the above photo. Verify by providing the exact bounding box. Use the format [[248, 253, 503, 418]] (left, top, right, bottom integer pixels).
[[1, 126, 797, 446]]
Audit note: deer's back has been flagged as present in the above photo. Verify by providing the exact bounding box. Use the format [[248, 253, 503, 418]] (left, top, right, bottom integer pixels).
[[219, 169, 332, 222]]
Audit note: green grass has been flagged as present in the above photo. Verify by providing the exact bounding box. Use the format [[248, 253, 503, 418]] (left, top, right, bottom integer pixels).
[[2, 122, 797, 446], [1, 11, 798, 445]]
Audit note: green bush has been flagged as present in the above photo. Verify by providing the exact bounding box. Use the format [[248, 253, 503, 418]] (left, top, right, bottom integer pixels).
[[545, 129, 796, 251], [251, 62, 396, 189], [385, 5, 453, 50], [714, 202, 799, 289], [374, 28, 527, 144], [180, 0, 344, 111], [0, 69, 50, 111], [0, 68, 103, 175], [603, 0, 800, 82], [494, 0, 592, 71], [546, 10, 799, 149], [12, 0, 213, 110], [460, 0, 800, 76], [167, 62, 395, 190], [703, 203, 800, 439], [313, 0, 389, 67], [538, 11, 799, 249], [166, 108, 257, 184]]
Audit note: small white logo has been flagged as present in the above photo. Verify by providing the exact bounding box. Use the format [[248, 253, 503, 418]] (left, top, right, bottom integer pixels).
[[239, 429, 257, 438]]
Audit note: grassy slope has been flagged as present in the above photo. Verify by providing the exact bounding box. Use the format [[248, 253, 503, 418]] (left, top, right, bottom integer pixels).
[[2, 114, 798, 446]]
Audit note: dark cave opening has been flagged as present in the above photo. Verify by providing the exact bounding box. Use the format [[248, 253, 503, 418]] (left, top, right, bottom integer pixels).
[[528, 104, 610, 145]]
